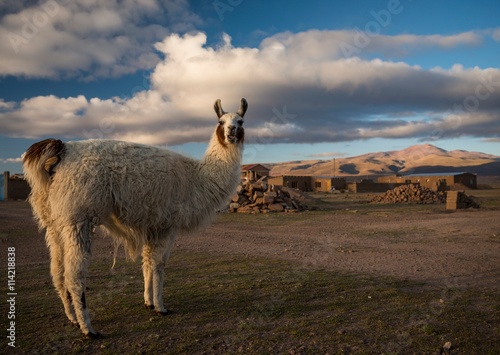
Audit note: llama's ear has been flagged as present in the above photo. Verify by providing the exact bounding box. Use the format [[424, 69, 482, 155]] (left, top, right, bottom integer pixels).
[[237, 98, 248, 118], [214, 99, 225, 119]]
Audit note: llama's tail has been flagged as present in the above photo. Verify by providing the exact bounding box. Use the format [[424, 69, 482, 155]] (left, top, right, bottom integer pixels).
[[22, 139, 65, 228], [23, 138, 65, 189]]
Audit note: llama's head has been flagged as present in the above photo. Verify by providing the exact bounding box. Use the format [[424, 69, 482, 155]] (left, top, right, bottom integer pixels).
[[214, 98, 247, 147]]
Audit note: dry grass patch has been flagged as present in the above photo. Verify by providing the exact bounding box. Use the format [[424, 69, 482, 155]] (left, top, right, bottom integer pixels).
[[11, 250, 499, 354]]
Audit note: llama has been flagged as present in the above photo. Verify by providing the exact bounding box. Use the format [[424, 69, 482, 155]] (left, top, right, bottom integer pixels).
[[22, 98, 248, 338]]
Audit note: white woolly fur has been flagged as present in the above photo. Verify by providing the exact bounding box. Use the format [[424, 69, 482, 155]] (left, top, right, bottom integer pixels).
[[22, 98, 248, 338]]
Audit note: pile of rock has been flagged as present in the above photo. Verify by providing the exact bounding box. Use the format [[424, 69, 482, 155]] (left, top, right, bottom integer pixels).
[[370, 184, 446, 204], [227, 178, 309, 213]]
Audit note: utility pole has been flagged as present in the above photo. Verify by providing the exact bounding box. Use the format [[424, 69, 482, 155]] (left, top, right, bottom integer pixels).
[[333, 158, 336, 177]]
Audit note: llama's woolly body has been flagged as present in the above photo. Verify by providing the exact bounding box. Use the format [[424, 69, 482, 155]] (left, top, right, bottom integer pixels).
[[23, 98, 247, 338], [40, 138, 241, 257]]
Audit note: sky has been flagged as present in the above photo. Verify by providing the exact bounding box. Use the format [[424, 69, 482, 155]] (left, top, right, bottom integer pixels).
[[1, 0, 500, 173]]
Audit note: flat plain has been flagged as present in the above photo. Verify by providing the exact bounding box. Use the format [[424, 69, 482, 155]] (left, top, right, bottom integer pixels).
[[1, 188, 499, 354]]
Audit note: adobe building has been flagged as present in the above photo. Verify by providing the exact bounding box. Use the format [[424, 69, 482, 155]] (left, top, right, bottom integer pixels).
[[268, 175, 346, 192], [2, 171, 30, 200], [268, 175, 312, 191], [241, 164, 270, 182], [378, 172, 477, 191], [311, 176, 346, 192], [347, 179, 405, 193]]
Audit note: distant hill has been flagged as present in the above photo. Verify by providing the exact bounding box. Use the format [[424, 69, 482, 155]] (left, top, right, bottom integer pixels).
[[268, 144, 500, 177]]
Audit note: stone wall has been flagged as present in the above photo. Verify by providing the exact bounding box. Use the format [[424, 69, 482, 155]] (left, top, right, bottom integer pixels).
[[446, 191, 480, 210], [3, 172, 30, 201]]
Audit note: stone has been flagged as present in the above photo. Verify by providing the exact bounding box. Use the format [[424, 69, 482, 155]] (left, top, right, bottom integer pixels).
[[264, 191, 277, 198], [268, 203, 284, 212], [238, 195, 250, 205], [263, 195, 275, 204], [236, 206, 254, 213], [252, 191, 264, 200], [443, 341, 452, 351], [283, 197, 294, 208], [251, 182, 265, 191], [254, 197, 265, 205]]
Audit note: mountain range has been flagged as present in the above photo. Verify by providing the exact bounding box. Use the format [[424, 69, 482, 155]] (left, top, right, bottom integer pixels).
[[268, 144, 500, 177]]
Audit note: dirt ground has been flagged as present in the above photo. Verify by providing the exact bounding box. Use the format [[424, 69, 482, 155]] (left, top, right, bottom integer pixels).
[[1, 194, 498, 292], [181, 209, 500, 291]]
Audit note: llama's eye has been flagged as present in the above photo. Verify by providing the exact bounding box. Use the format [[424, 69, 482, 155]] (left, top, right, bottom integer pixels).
[[237, 120, 243, 125], [218, 120, 224, 125]]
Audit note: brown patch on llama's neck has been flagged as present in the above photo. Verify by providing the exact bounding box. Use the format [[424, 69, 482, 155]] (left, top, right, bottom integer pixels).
[[216, 124, 227, 148]]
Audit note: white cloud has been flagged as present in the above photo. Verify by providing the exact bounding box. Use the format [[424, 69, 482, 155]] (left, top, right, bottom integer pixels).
[[0, 29, 499, 147], [307, 152, 349, 158], [357, 112, 500, 140], [0, 0, 201, 78], [260, 29, 482, 60], [0, 99, 16, 110], [0, 157, 22, 163], [491, 28, 500, 41]]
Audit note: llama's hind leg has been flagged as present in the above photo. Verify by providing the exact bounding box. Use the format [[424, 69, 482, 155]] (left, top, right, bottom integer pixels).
[[46, 227, 78, 326], [142, 247, 154, 310], [142, 235, 175, 314], [62, 222, 100, 338]]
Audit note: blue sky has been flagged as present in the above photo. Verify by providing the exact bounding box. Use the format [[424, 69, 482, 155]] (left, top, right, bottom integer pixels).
[[1, 0, 500, 173]]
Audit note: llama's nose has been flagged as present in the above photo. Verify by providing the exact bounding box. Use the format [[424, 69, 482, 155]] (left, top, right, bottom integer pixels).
[[228, 125, 236, 134]]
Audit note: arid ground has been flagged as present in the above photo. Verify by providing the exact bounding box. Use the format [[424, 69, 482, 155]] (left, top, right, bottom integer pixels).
[[1, 189, 499, 353]]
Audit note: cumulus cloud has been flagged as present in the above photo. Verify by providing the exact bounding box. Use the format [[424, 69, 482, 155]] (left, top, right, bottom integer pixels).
[[356, 112, 500, 140], [261, 29, 483, 60], [0, 157, 22, 163], [0, 0, 201, 78], [491, 28, 500, 42], [0, 29, 499, 147], [307, 152, 349, 158]]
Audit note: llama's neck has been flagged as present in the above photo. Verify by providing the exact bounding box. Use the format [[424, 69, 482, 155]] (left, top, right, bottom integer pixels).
[[196, 131, 243, 210], [202, 131, 243, 168]]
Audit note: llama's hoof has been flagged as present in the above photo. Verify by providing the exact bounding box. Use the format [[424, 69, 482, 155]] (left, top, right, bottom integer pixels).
[[84, 331, 103, 340], [156, 309, 173, 316], [144, 304, 155, 310]]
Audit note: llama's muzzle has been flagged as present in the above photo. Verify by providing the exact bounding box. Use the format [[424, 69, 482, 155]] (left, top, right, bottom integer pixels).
[[227, 126, 237, 142]]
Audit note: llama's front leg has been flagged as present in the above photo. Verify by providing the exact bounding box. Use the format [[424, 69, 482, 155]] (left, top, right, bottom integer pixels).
[[46, 227, 77, 326], [142, 236, 175, 315], [63, 223, 100, 338]]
